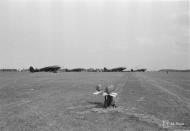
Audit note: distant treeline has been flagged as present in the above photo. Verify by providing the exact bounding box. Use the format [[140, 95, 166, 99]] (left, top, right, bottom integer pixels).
[[159, 69, 190, 72], [0, 69, 18, 72]]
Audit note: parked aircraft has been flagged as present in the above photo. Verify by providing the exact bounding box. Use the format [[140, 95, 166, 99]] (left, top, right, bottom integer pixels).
[[39, 66, 61, 73], [29, 66, 61, 73], [135, 69, 146, 72], [67, 68, 86, 72], [103, 67, 126, 72]]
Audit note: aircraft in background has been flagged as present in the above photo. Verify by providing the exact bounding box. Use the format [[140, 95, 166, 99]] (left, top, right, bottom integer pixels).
[[103, 67, 126, 72], [67, 68, 86, 72], [29, 65, 61, 73]]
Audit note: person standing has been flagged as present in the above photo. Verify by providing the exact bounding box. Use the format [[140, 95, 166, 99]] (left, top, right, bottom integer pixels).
[[93, 84, 117, 108], [103, 85, 117, 108]]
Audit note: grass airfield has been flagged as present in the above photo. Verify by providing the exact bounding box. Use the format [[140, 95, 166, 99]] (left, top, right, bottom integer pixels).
[[0, 72, 190, 131]]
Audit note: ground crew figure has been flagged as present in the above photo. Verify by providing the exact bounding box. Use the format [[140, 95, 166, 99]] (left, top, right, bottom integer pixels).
[[93, 84, 118, 108], [103, 85, 117, 108]]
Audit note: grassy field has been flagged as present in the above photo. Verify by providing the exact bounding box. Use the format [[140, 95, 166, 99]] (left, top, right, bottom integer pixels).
[[0, 72, 189, 131]]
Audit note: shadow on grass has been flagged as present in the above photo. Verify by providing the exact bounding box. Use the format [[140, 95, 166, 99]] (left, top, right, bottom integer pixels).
[[87, 101, 104, 108]]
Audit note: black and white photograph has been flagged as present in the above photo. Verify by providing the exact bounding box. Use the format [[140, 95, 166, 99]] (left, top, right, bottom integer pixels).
[[0, 0, 189, 130]]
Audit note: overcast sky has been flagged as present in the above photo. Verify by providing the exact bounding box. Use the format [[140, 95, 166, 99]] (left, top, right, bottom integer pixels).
[[0, 0, 189, 70]]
